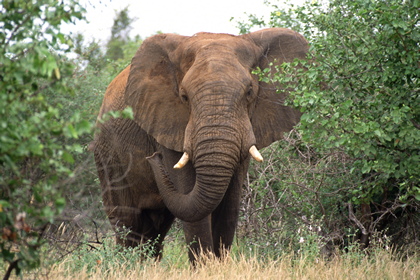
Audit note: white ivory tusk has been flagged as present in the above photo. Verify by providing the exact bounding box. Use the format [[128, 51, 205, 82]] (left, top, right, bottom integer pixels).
[[173, 152, 190, 169], [249, 145, 263, 162]]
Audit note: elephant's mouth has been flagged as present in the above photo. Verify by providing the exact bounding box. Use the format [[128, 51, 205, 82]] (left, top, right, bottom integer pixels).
[[173, 145, 263, 169]]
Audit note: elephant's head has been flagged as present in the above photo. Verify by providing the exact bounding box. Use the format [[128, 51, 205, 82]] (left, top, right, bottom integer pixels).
[[125, 28, 308, 222]]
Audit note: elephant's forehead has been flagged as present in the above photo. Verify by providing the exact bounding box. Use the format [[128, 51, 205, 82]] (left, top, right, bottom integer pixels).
[[176, 35, 258, 71]]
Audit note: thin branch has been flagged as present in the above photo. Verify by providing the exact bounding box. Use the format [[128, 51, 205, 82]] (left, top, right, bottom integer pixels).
[[347, 203, 368, 236], [4, 14, 31, 46], [3, 259, 20, 280]]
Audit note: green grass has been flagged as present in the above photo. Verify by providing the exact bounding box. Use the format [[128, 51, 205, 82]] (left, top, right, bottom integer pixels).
[[8, 231, 418, 280]]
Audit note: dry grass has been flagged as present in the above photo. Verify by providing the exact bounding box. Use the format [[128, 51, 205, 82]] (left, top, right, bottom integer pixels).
[[26, 251, 419, 280]]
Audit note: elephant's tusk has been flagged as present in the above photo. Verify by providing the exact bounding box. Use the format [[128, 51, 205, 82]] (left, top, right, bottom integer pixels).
[[173, 152, 190, 169], [249, 145, 263, 162]]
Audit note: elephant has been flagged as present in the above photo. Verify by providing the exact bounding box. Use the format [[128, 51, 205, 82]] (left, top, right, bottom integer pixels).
[[92, 28, 308, 263]]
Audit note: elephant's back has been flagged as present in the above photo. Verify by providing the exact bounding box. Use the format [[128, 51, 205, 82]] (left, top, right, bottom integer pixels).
[[97, 65, 131, 120]]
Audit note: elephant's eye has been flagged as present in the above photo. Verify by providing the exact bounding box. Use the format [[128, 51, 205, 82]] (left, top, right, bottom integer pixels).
[[180, 87, 189, 103], [246, 86, 253, 98], [181, 94, 189, 103]]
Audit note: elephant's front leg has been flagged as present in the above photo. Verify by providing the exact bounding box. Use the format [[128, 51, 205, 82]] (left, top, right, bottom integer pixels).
[[182, 215, 213, 264]]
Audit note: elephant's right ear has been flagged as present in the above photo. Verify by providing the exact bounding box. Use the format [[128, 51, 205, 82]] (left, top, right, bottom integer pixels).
[[125, 34, 188, 152]]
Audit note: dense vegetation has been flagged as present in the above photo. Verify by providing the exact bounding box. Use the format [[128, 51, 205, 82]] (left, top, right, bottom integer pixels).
[[0, 2, 137, 278], [0, 1, 88, 277], [1, 0, 418, 278], [241, 0, 419, 256]]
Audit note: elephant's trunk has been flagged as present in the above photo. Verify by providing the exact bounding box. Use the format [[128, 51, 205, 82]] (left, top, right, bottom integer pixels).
[[147, 124, 243, 222]]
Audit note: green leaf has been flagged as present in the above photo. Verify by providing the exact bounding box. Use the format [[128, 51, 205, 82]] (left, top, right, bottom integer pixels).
[[65, 124, 78, 139], [62, 151, 74, 164], [75, 120, 92, 134]]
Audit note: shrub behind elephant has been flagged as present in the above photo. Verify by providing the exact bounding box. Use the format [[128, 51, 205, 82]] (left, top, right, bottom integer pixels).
[[92, 28, 308, 263]]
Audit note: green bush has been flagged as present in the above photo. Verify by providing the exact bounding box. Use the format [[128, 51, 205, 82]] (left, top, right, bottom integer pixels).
[[0, 0, 93, 277], [238, 0, 419, 253]]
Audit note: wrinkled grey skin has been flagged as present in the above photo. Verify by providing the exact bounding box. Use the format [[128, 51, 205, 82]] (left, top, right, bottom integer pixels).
[[92, 28, 308, 263]]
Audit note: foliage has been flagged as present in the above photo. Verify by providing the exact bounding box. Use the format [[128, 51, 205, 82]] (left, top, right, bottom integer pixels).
[[240, 131, 355, 257], [52, 4, 141, 245], [73, 34, 107, 71], [292, 0, 419, 202], [0, 0, 93, 277], [74, 6, 142, 75], [105, 6, 138, 62], [241, 0, 419, 251], [21, 5, 141, 277], [235, 1, 304, 34]]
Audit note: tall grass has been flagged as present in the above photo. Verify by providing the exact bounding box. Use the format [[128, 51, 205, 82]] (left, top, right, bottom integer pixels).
[[31, 250, 418, 280], [15, 236, 418, 280]]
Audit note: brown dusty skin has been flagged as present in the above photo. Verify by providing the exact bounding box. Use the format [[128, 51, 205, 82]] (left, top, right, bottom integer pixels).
[[92, 27, 308, 263]]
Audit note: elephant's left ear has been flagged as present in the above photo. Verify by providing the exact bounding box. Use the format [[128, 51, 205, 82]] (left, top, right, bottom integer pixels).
[[125, 33, 188, 152], [245, 28, 309, 149]]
